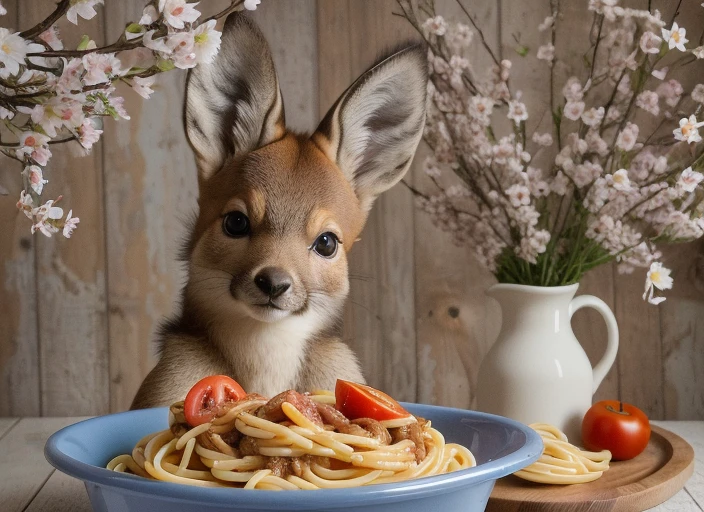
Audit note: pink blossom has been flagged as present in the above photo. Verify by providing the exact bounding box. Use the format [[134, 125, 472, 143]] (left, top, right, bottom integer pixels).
[[563, 101, 585, 121], [130, 75, 156, 99], [82, 52, 123, 86], [468, 96, 494, 125], [422, 16, 448, 37], [23, 165, 48, 195], [161, 0, 200, 30], [531, 132, 553, 147], [693, 46, 704, 59], [505, 184, 531, 208], [62, 210, 80, 238], [692, 84, 704, 104], [615, 122, 639, 151], [39, 25, 63, 50], [550, 171, 570, 196], [636, 90, 660, 116], [586, 130, 609, 156], [16, 132, 52, 166], [581, 107, 604, 127], [607, 169, 631, 191], [572, 161, 602, 187], [108, 96, 130, 120], [31, 199, 63, 237], [656, 79, 683, 107], [143, 30, 171, 54], [639, 31, 662, 54], [167, 31, 197, 69], [536, 44, 555, 64], [56, 58, 83, 94], [677, 167, 703, 193], [77, 119, 103, 150], [507, 100, 528, 125], [562, 77, 584, 102]]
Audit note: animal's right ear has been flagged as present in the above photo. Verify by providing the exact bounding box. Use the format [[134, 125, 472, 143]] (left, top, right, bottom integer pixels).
[[184, 12, 285, 180]]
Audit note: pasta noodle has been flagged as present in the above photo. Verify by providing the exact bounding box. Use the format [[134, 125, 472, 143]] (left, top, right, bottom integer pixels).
[[514, 423, 612, 484], [108, 391, 475, 490]]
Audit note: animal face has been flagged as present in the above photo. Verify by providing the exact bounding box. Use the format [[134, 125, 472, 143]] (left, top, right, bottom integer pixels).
[[188, 134, 364, 326], [181, 12, 427, 334]]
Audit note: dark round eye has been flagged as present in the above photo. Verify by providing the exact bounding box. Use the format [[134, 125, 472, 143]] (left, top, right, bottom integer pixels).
[[313, 232, 339, 258], [223, 211, 250, 238]]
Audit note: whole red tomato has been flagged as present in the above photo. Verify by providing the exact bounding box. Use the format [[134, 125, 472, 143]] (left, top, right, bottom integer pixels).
[[582, 400, 651, 460]]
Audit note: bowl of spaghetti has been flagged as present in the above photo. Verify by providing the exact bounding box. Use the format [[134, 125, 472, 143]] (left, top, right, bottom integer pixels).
[[45, 382, 542, 512]]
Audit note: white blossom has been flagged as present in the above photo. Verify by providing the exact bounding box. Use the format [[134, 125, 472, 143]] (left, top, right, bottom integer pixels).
[[643, 262, 673, 304], [673, 115, 703, 143], [615, 122, 639, 151], [693, 46, 704, 59], [581, 107, 604, 127], [244, 0, 261, 10], [538, 16, 554, 32], [563, 101, 585, 121], [532, 132, 553, 147], [66, 0, 104, 25], [662, 22, 688, 52], [24, 165, 48, 195], [193, 19, 222, 64]]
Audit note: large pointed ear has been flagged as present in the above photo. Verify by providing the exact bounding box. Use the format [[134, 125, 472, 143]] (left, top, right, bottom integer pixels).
[[312, 45, 427, 212], [184, 12, 285, 180]]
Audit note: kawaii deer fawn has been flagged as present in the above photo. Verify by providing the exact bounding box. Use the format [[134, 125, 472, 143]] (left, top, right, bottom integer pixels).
[[131, 12, 427, 409]]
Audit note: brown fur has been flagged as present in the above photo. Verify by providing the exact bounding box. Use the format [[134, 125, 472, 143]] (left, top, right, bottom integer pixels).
[[131, 12, 427, 409]]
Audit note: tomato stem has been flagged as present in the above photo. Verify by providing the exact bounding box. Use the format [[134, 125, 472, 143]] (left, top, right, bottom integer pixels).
[[606, 403, 630, 416]]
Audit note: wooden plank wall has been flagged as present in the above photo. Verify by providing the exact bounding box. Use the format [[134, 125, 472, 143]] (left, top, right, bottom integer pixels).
[[0, 0, 702, 419]]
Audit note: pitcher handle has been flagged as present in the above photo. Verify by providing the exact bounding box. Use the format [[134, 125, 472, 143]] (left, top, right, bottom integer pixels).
[[569, 295, 619, 394]]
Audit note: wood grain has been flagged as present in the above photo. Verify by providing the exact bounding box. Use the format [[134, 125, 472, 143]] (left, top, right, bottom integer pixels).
[[0, 417, 83, 512], [24, 470, 92, 512], [655, 421, 704, 510], [0, 0, 41, 418], [101, 0, 203, 413], [18, 1, 110, 417], [317, 0, 419, 401], [488, 425, 695, 512]]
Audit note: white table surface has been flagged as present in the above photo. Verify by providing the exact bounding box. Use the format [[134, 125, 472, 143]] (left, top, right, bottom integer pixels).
[[0, 418, 701, 511]]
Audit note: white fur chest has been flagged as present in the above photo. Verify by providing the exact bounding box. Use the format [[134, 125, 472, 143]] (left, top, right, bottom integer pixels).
[[215, 314, 317, 397]]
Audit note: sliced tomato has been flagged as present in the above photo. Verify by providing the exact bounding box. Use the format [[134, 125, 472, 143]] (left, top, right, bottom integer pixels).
[[335, 379, 411, 421], [184, 375, 247, 427]]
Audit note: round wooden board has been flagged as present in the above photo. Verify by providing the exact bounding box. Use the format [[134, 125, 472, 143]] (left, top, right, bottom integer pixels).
[[487, 425, 695, 512]]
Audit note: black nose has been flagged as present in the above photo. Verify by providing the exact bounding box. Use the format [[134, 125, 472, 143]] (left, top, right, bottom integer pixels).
[[254, 267, 292, 299]]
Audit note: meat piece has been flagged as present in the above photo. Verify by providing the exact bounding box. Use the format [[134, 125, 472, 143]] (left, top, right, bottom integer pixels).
[[266, 457, 292, 478], [219, 428, 240, 446], [351, 418, 391, 445], [315, 403, 371, 438], [257, 390, 323, 427], [238, 435, 259, 456], [389, 420, 426, 463]]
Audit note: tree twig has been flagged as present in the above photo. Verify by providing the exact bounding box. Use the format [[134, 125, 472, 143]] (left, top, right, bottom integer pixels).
[[19, 0, 71, 39]]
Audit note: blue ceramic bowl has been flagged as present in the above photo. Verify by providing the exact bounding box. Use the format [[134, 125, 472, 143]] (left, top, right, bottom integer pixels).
[[45, 403, 542, 512]]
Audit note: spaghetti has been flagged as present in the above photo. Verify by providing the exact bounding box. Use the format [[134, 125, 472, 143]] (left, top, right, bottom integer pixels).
[[108, 389, 476, 490], [514, 423, 612, 484]]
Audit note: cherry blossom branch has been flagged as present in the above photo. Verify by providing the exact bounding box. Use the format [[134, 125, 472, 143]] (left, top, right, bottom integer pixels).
[[19, 0, 71, 39]]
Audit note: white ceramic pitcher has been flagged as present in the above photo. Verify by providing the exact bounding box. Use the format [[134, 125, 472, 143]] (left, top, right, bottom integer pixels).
[[476, 283, 619, 443]]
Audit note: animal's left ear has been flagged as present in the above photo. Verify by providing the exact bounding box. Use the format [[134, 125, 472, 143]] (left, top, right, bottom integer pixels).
[[311, 45, 428, 212]]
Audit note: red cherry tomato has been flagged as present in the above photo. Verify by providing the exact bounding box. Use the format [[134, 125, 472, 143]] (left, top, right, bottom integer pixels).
[[335, 379, 411, 421], [581, 400, 651, 460], [184, 375, 246, 427]]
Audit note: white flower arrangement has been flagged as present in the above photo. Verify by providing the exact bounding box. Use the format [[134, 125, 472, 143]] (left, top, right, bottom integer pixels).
[[398, 0, 704, 304], [0, 0, 259, 238]]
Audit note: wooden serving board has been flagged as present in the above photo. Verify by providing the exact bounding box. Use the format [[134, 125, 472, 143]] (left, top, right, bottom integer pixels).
[[487, 425, 695, 512]]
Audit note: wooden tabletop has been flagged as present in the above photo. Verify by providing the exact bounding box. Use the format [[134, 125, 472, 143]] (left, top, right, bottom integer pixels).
[[1, 418, 702, 511]]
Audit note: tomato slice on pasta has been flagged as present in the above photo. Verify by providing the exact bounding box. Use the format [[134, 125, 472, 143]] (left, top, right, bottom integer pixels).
[[184, 375, 247, 427], [335, 379, 411, 421]]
